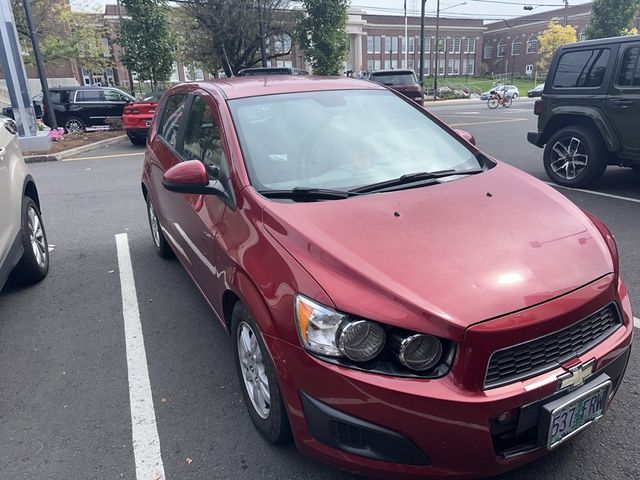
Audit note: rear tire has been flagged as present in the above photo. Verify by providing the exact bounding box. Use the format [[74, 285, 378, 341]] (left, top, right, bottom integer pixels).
[[128, 132, 146, 146], [503, 97, 513, 108], [146, 196, 173, 258], [231, 302, 291, 444], [543, 126, 608, 187], [64, 117, 84, 133], [11, 197, 49, 285]]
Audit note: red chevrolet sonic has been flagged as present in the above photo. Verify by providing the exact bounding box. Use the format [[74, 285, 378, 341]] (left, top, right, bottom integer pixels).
[[141, 77, 633, 479]]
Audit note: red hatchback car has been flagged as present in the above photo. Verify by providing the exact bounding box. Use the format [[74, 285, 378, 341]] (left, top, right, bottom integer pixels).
[[141, 77, 633, 479]]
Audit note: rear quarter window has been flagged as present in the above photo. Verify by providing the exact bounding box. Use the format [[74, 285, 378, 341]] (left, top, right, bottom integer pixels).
[[553, 48, 611, 88], [616, 46, 640, 87]]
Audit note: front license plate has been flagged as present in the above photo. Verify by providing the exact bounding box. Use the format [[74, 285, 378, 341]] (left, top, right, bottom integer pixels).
[[547, 380, 611, 448]]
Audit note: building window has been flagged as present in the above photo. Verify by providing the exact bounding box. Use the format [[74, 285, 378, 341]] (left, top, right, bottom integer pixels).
[[423, 36, 430, 54], [526, 36, 537, 54], [384, 59, 399, 69], [436, 37, 445, 53], [367, 35, 381, 54], [402, 37, 415, 54], [367, 59, 374, 71], [525, 64, 534, 75], [424, 61, 430, 76], [450, 37, 461, 54], [497, 40, 506, 57], [463, 37, 476, 54], [437, 59, 445, 75], [484, 44, 493, 59], [402, 59, 415, 71], [276, 60, 293, 68], [101, 37, 110, 57], [511, 40, 521, 56], [463, 59, 475, 75]]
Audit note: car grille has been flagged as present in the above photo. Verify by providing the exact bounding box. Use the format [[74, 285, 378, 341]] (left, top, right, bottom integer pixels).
[[485, 303, 622, 389]]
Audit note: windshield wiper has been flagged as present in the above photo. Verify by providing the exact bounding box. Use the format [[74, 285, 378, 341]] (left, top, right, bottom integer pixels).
[[258, 187, 358, 202], [350, 169, 483, 194]]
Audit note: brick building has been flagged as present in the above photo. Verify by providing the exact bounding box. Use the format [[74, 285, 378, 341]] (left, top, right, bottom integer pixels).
[[482, 3, 640, 77], [346, 10, 485, 77]]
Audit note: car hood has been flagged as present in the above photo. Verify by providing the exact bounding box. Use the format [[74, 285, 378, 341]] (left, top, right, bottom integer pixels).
[[263, 164, 613, 335]]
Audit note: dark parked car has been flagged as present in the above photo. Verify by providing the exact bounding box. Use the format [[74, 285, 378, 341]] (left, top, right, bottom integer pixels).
[[528, 35, 640, 186], [2, 93, 43, 119], [43, 86, 135, 133], [527, 83, 545, 97], [237, 67, 309, 76], [141, 76, 631, 479], [367, 69, 424, 104]]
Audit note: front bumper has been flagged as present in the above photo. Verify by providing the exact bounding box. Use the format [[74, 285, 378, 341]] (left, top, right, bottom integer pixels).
[[277, 276, 633, 479]]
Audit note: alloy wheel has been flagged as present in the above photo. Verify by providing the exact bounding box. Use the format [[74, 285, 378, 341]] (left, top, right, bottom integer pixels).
[[550, 136, 589, 181], [65, 119, 83, 133], [237, 322, 271, 419], [28, 206, 47, 268], [148, 201, 161, 248]]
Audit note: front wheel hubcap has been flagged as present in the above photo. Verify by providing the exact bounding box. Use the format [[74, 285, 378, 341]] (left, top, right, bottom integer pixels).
[[550, 136, 588, 180], [237, 322, 270, 419], [28, 206, 47, 267], [148, 202, 160, 247]]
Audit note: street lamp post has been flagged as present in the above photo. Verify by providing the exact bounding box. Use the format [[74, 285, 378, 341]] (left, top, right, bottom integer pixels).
[[23, 0, 57, 129], [258, 0, 268, 67], [419, 0, 426, 83], [433, 0, 440, 101]]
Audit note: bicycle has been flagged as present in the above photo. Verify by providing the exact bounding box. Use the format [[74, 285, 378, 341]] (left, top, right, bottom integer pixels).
[[487, 90, 512, 109]]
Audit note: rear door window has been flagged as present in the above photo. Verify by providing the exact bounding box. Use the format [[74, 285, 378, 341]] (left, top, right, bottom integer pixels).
[[158, 94, 188, 149], [553, 48, 610, 88], [76, 90, 104, 102], [616, 46, 640, 87], [104, 89, 130, 102], [183, 95, 224, 169]]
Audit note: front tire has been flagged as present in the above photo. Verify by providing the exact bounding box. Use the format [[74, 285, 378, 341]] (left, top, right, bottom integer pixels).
[[487, 98, 499, 109], [232, 302, 291, 444], [11, 197, 49, 285], [128, 132, 146, 146], [543, 126, 608, 187]]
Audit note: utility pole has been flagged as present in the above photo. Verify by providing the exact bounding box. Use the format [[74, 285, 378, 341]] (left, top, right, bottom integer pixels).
[[419, 0, 426, 83], [563, 0, 568, 26], [404, 0, 408, 68], [433, 0, 440, 101], [116, 0, 136, 96], [23, 0, 57, 129], [258, 0, 268, 67]]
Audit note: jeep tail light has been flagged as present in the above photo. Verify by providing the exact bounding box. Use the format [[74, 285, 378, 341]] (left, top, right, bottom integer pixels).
[[533, 99, 543, 115]]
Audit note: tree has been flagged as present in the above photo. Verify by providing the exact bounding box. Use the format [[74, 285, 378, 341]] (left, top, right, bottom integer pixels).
[[10, 0, 110, 70], [118, 0, 174, 88], [178, 1, 299, 78], [537, 22, 577, 72], [585, 0, 640, 39], [298, 0, 349, 75]]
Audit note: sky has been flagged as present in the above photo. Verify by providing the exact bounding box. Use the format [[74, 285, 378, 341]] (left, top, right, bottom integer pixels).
[[79, 0, 593, 22]]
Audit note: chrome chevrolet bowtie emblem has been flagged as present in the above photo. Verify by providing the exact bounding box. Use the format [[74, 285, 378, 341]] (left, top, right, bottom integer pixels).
[[557, 359, 595, 390]]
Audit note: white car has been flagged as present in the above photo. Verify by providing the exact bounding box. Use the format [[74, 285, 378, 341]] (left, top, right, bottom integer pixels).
[[480, 84, 520, 100], [0, 117, 49, 292]]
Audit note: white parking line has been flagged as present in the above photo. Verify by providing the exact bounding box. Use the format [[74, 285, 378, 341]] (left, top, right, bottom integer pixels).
[[115, 233, 165, 480], [547, 182, 640, 204], [634, 317, 640, 329]]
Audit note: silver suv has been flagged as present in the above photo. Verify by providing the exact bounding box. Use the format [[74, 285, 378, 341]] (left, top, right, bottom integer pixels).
[[0, 117, 49, 291]]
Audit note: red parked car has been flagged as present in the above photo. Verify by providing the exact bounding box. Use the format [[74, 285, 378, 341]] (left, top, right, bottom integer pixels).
[[141, 77, 633, 479], [123, 92, 162, 145]]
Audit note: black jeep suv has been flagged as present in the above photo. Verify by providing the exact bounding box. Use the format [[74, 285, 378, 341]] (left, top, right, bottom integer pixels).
[[528, 35, 640, 187]]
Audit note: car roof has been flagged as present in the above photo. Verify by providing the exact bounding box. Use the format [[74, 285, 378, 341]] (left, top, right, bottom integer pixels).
[[190, 76, 385, 100], [558, 34, 640, 50], [49, 86, 120, 91]]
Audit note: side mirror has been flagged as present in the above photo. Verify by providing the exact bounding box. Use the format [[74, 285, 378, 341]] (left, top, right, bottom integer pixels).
[[453, 129, 476, 146], [162, 160, 225, 196]]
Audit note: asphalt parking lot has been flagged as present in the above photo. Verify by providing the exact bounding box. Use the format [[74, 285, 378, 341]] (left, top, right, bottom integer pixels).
[[1, 98, 639, 480]]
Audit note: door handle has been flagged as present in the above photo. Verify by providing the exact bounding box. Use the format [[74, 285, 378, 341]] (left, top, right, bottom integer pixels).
[[610, 99, 634, 108]]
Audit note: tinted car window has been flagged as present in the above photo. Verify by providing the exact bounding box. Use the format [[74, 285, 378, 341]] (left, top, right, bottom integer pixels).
[[183, 96, 223, 168], [617, 46, 640, 87], [77, 90, 103, 102], [159, 94, 188, 149], [370, 72, 417, 86], [104, 89, 129, 102], [553, 49, 610, 88]]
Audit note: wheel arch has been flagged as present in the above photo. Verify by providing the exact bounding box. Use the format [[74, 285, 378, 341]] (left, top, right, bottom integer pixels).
[[540, 108, 620, 152], [23, 176, 41, 209]]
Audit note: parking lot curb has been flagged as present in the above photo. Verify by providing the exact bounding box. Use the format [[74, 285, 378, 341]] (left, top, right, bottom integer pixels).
[[23, 134, 127, 164]]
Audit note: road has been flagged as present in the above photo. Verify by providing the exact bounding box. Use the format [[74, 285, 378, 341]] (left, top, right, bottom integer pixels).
[[0, 99, 638, 480]]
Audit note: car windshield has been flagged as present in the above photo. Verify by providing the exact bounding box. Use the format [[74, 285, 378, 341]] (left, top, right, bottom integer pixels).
[[229, 90, 480, 192], [370, 72, 417, 85]]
